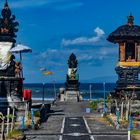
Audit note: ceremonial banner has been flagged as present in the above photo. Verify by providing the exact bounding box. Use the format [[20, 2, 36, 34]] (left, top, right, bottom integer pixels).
[[43, 71, 53, 75], [0, 42, 13, 70]]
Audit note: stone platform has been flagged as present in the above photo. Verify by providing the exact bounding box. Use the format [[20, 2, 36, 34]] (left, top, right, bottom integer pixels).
[[65, 91, 80, 102]]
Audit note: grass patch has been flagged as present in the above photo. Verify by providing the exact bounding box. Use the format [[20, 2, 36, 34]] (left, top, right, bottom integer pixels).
[[131, 130, 140, 135], [6, 129, 24, 139]]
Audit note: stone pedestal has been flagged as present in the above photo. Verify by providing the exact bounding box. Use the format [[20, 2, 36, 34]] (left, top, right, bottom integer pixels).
[[65, 91, 80, 102], [115, 66, 140, 98], [0, 101, 27, 121], [0, 77, 26, 121], [65, 78, 80, 91]]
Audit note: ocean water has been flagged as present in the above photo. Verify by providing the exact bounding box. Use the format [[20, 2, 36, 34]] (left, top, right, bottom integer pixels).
[[24, 83, 116, 101]]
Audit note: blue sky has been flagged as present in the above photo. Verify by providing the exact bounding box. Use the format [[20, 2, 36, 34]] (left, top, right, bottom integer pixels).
[[0, 0, 140, 83]]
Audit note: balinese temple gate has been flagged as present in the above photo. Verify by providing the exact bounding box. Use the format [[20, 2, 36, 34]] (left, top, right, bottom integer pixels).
[[107, 15, 140, 99]]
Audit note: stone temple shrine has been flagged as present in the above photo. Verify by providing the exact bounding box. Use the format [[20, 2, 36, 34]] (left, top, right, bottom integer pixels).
[[65, 53, 80, 101], [107, 15, 140, 99], [65, 53, 80, 91], [0, 1, 26, 120]]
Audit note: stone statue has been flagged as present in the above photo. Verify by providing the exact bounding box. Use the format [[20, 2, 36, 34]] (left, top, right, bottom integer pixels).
[[15, 61, 22, 77]]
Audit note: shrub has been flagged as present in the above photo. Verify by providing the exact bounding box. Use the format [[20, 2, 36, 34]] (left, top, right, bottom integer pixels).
[[34, 111, 40, 117], [89, 100, 101, 110]]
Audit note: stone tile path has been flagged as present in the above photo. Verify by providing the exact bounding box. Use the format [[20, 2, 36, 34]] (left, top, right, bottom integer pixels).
[[25, 101, 128, 140]]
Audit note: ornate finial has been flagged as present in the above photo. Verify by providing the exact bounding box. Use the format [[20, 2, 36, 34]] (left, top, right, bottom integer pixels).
[[5, 0, 8, 4], [70, 53, 76, 59], [127, 13, 134, 26], [0, 0, 19, 42], [2, 0, 11, 18], [4, 0, 9, 8], [68, 53, 78, 68]]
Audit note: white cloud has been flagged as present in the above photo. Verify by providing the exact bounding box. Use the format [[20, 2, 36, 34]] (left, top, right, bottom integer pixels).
[[3, 0, 49, 8], [35, 45, 117, 70], [61, 27, 105, 47], [1, 0, 83, 9], [78, 54, 93, 61], [100, 47, 117, 56], [94, 27, 105, 36]]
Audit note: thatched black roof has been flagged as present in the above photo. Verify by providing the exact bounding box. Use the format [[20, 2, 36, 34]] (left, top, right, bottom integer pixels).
[[107, 15, 140, 43]]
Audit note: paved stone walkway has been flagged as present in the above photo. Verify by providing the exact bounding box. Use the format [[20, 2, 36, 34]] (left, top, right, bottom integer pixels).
[[62, 117, 91, 140], [25, 101, 128, 140]]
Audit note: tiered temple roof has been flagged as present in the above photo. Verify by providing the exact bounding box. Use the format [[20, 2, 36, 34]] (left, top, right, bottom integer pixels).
[[107, 15, 140, 43]]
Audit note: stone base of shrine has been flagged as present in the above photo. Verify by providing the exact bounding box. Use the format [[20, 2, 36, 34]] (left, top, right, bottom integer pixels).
[[0, 98, 28, 121], [65, 90, 80, 102]]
